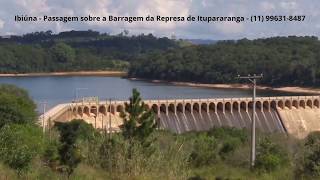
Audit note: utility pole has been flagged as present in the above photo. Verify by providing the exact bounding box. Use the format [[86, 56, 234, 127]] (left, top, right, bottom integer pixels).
[[108, 98, 113, 172], [109, 98, 112, 139], [101, 113, 104, 134], [236, 74, 263, 168], [39, 101, 47, 133], [94, 114, 97, 129]]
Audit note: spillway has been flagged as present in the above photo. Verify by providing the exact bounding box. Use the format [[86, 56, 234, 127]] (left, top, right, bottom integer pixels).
[[158, 107, 285, 134]]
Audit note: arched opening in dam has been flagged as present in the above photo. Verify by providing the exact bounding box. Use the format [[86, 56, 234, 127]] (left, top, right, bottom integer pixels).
[[209, 102, 215, 112], [240, 101, 247, 111], [72, 107, 77, 115], [77, 107, 83, 116], [300, 100, 306, 109], [160, 104, 167, 113], [185, 103, 191, 112], [90, 106, 97, 116], [263, 101, 269, 111], [83, 106, 90, 116], [176, 103, 183, 112], [285, 100, 291, 109], [225, 102, 231, 112], [217, 102, 224, 113], [278, 101, 284, 109], [99, 106, 106, 115], [256, 101, 262, 111], [201, 103, 208, 113], [270, 101, 276, 109], [314, 99, 320, 108], [307, 100, 312, 108], [193, 103, 200, 113], [292, 100, 299, 109], [116, 105, 124, 113], [233, 102, 239, 112], [169, 104, 175, 113], [107, 105, 115, 114], [152, 104, 159, 114]]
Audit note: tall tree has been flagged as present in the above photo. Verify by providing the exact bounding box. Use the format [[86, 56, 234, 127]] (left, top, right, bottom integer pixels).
[[55, 120, 89, 177], [120, 88, 157, 145]]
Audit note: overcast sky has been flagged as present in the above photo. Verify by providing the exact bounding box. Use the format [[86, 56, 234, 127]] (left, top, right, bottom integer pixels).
[[0, 0, 319, 39]]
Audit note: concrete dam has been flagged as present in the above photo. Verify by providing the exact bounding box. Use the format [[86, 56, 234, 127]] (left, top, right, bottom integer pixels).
[[40, 96, 320, 139]]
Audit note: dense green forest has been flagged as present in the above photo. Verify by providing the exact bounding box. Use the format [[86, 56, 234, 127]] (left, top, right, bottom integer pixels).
[[0, 30, 178, 73], [1, 85, 320, 179], [1, 31, 320, 87], [129, 36, 320, 86]]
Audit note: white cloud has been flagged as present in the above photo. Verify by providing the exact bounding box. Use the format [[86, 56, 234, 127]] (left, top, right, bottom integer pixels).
[[15, 0, 50, 14], [0, 19, 4, 29], [214, 19, 245, 35], [280, 1, 297, 11], [260, 2, 276, 12]]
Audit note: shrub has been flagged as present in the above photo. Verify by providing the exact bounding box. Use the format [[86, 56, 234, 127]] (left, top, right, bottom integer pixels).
[[0, 124, 43, 175], [0, 84, 37, 128], [55, 119, 94, 177], [219, 137, 242, 158], [208, 127, 248, 144], [99, 131, 191, 179], [189, 134, 218, 167], [208, 127, 248, 159], [300, 132, 320, 177], [43, 138, 60, 171], [255, 137, 288, 172]]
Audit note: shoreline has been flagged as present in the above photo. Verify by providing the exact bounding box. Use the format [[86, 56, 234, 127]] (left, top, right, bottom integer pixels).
[[0, 71, 127, 77], [129, 78, 320, 95]]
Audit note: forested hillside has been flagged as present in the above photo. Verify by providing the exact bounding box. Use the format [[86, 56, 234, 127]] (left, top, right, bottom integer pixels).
[[0, 30, 178, 73], [129, 36, 320, 86], [1, 31, 320, 87]]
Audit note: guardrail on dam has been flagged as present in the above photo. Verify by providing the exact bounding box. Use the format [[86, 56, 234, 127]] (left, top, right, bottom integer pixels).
[[39, 96, 320, 139]]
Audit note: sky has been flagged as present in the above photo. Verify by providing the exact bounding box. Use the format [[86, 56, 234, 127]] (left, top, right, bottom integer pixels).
[[0, 0, 319, 40]]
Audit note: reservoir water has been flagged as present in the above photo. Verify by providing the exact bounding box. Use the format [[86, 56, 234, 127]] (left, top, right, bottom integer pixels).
[[0, 76, 303, 112]]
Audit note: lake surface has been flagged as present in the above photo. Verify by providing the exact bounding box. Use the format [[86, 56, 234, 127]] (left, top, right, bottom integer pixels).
[[0, 76, 303, 112]]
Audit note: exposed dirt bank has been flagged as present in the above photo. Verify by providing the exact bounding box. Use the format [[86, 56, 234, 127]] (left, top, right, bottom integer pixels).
[[0, 71, 127, 77], [129, 78, 320, 95]]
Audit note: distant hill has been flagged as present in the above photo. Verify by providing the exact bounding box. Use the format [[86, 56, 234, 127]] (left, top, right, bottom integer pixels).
[[184, 39, 218, 45], [0, 30, 178, 73], [129, 36, 320, 87]]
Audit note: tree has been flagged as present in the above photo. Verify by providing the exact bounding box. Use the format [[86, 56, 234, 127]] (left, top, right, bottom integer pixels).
[[0, 84, 37, 128], [300, 132, 320, 177], [55, 119, 92, 177], [0, 124, 43, 175], [255, 137, 288, 172], [189, 134, 218, 167], [120, 88, 157, 144], [50, 42, 75, 63]]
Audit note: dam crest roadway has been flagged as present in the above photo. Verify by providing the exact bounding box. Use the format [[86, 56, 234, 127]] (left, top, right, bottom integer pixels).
[[40, 96, 320, 139]]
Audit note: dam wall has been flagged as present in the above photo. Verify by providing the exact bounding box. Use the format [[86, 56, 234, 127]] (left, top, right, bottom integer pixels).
[[40, 96, 320, 138], [278, 107, 320, 138]]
